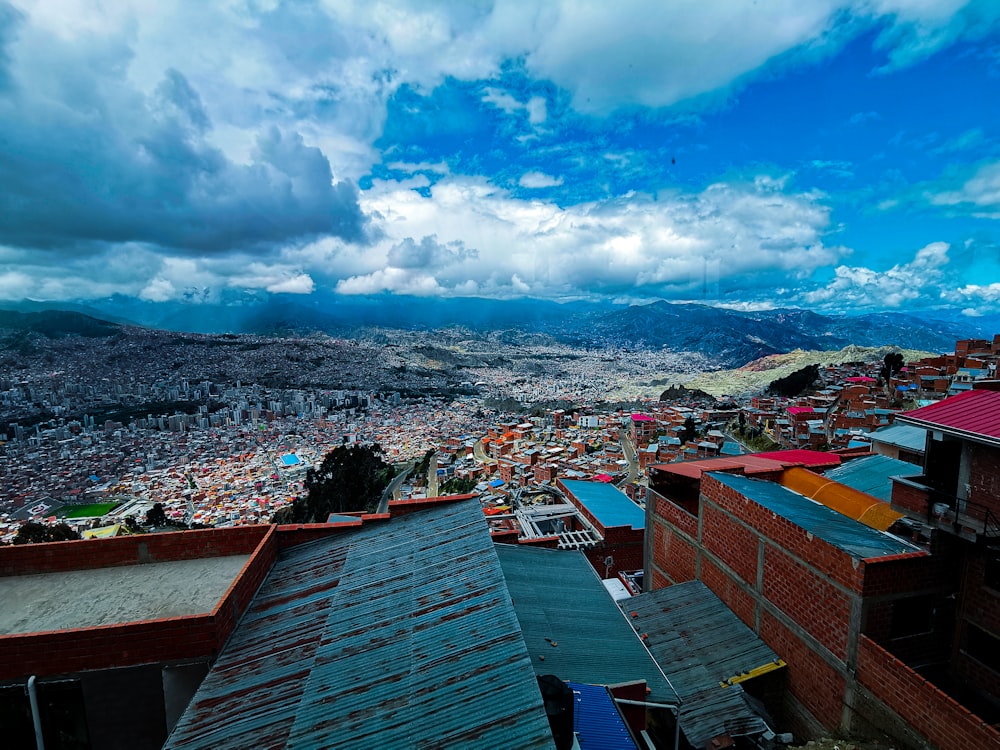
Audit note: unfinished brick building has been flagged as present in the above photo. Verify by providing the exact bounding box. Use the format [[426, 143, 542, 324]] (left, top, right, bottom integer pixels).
[[645, 403, 1000, 750]]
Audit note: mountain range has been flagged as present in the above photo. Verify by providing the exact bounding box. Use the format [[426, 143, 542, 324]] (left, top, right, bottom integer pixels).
[[2, 295, 995, 369]]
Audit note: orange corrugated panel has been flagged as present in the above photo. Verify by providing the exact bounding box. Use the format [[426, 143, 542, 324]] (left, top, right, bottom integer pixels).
[[779, 467, 901, 532]]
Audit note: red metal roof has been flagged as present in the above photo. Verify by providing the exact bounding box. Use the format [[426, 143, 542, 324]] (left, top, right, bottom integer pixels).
[[752, 450, 842, 468], [897, 390, 1000, 444]]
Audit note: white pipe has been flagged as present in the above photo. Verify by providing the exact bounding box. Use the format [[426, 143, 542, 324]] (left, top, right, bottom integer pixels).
[[28, 675, 45, 750]]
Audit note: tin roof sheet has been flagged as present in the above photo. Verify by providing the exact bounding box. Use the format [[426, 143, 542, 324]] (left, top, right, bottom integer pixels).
[[823, 455, 918, 502], [496, 544, 678, 705], [560, 479, 645, 530], [164, 500, 554, 750], [567, 682, 639, 750], [896, 389, 1000, 446], [626, 581, 779, 748], [866, 422, 927, 453], [708, 472, 921, 560]]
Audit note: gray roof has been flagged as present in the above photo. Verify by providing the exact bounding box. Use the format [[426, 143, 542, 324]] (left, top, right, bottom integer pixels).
[[709, 472, 921, 560], [823, 454, 918, 502], [867, 422, 927, 453], [496, 544, 678, 704], [165, 500, 554, 750], [626, 581, 780, 748]]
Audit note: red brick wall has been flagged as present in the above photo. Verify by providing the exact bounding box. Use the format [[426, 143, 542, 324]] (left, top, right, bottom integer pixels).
[[0, 527, 281, 681], [890, 479, 928, 514], [654, 520, 698, 584], [0, 615, 218, 681], [762, 545, 851, 661], [702, 503, 759, 585], [857, 636, 1000, 750], [652, 492, 698, 537], [969, 444, 1000, 516], [0, 526, 270, 576], [702, 475, 864, 592], [761, 609, 846, 729], [701, 557, 755, 629]]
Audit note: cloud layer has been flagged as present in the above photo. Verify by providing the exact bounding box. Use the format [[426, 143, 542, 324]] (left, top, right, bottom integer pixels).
[[0, 0, 998, 312]]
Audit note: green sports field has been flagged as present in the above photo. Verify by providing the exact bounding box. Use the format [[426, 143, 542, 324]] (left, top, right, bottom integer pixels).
[[58, 502, 121, 519]]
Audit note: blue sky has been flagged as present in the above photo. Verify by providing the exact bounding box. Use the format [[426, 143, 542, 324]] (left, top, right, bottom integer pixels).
[[1, 1, 999, 315]]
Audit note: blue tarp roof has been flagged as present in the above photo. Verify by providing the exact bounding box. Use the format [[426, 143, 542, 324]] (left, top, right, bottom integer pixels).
[[708, 472, 920, 559], [824, 454, 917, 502], [567, 682, 639, 750], [561, 479, 645, 530], [165, 500, 555, 750]]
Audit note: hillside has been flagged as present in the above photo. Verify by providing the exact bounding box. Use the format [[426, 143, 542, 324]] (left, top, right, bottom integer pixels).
[[681, 345, 934, 398]]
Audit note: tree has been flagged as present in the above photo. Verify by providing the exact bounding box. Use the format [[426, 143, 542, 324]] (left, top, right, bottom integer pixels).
[[440, 476, 477, 495], [271, 443, 395, 523], [681, 416, 698, 445], [145, 502, 167, 527], [13, 521, 81, 545], [881, 351, 905, 383], [768, 364, 819, 398]]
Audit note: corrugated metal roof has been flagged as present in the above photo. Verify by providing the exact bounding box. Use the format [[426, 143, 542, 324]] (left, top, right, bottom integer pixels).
[[164, 500, 555, 750], [824, 455, 919, 502], [752, 449, 841, 468], [626, 581, 779, 749], [561, 480, 645, 530], [567, 682, 639, 750], [866, 423, 927, 453], [496, 544, 678, 705], [779, 467, 903, 532], [896, 390, 1000, 446], [709, 472, 921, 560]]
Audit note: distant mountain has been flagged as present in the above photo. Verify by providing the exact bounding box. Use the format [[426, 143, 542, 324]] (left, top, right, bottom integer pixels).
[[555, 302, 974, 365], [0, 310, 122, 338], [4, 295, 991, 369]]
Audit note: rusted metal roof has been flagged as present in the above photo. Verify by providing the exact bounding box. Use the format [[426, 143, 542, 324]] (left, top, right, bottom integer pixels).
[[896, 389, 1000, 446], [626, 581, 780, 749], [164, 500, 555, 750]]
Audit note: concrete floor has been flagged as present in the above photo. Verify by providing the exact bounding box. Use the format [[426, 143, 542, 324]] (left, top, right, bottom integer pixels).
[[0, 554, 250, 635]]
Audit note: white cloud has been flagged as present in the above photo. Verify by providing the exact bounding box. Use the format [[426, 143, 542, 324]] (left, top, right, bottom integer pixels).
[[930, 159, 1000, 217], [519, 171, 564, 188], [339, 172, 845, 300], [801, 241, 952, 308], [266, 274, 315, 294]]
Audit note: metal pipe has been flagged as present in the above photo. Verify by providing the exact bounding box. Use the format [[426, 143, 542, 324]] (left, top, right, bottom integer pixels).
[[28, 675, 45, 750]]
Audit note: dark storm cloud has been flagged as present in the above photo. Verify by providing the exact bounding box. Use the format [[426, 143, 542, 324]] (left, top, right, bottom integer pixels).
[[386, 236, 477, 269], [0, 46, 366, 255]]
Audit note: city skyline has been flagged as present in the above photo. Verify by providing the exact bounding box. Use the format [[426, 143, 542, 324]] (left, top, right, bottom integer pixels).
[[1, 1, 999, 315]]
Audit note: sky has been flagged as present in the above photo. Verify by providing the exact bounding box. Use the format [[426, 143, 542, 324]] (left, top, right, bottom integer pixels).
[[1, 1, 1000, 316]]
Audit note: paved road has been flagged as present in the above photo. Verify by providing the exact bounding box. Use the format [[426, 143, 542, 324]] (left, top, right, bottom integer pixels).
[[427, 453, 439, 498], [473, 439, 494, 465], [619, 433, 639, 486], [377, 464, 413, 514]]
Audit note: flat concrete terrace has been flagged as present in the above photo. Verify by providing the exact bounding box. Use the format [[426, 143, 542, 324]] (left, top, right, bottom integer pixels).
[[0, 554, 250, 635]]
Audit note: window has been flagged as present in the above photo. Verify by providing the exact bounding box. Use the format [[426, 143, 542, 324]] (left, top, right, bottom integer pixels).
[[983, 554, 1000, 593]]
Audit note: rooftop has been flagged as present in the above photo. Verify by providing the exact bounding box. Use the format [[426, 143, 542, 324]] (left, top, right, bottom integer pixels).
[[896, 389, 1000, 447], [824, 454, 919, 503], [866, 422, 928, 453], [165, 499, 555, 750], [496, 544, 678, 704], [0, 554, 249, 635], [708, 472, 921, 560], [627, 581, 780, 748], [560, 479, 645, 530]]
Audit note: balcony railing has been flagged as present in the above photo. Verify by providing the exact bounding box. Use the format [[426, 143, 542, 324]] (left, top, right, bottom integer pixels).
[[893, 475, 1000, 542]]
